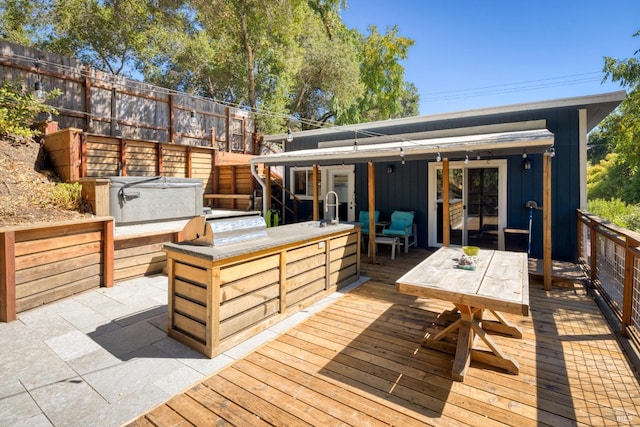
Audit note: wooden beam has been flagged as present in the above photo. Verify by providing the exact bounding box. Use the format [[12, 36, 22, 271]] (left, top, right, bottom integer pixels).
[[157, 144, 164, 175], [265, 166, 272, 211], [312, 165, 319, 221], [110, 87, 118, 136], [543, 152, 552, 290], [368, 162, 376, 263], [443, 159, 450, 247], [231, 166, 237, 210], [84, 66, 92, 132], [169, 93, 175, 144], [621, 236, 638, 337], [225, 107, 230, 152], [186, 146, 193, 178], [103, 219, 114, 288], [0, 231, 16, 322], [80, 133, 87, 179], [119, 138, 127, 176]]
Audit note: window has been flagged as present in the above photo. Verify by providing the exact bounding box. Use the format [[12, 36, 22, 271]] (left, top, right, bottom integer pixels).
[[290, 168, 320, 199]]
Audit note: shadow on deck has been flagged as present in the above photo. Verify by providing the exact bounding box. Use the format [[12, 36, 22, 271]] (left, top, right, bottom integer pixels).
[[127, 249, 640, 426]]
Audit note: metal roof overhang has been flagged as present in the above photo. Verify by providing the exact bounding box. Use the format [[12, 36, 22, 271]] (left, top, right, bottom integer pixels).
[[250, 128, 555, 167]]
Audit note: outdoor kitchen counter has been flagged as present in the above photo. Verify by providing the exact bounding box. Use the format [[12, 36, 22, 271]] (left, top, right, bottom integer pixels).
[[163, 221, 361, 357], [163, 221, 357, 262]]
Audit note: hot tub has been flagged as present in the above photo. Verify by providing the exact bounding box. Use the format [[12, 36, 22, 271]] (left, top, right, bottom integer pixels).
[[108, 176, 203, 225]]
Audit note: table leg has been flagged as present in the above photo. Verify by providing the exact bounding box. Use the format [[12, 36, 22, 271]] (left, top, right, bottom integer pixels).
[[481, 310, 523, 338], [421, 304, 520, 381]]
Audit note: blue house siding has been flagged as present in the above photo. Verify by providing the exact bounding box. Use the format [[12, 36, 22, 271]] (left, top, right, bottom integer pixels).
[[354, 161, 428, 248], [272, 93, 625, 263]]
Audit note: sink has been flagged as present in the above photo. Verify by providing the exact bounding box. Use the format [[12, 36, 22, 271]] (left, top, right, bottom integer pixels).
[[302, 220, 338, 227]]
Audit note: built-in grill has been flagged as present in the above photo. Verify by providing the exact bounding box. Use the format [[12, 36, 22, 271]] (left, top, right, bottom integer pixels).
[[181, 214, 267, 246]]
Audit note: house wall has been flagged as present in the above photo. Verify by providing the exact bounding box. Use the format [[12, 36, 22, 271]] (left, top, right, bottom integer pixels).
[[285, 108, 582, 262]]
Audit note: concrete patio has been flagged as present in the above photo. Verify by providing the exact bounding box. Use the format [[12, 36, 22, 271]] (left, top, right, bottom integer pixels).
[[0, 273, 367, 426]]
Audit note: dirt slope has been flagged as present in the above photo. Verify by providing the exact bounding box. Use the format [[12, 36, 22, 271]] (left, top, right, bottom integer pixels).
[[0, 138, 91, 228]]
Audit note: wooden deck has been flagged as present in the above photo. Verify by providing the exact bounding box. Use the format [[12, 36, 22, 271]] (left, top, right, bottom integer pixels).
[[127, 248, 640, 426]]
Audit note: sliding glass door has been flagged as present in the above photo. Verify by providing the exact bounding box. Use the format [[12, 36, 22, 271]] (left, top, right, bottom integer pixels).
[[428, 160, 506, 249]]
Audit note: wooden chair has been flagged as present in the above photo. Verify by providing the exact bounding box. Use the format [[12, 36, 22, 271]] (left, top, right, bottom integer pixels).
[[382, 210, 416, 253]]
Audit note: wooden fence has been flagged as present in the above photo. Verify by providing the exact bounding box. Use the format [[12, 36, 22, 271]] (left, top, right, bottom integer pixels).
[[577, 210, 640, 350], [0, 217, 192, 322], [0, 218, 114, 322], [0, 40, 256, 150], [43, 128, 260, 212]]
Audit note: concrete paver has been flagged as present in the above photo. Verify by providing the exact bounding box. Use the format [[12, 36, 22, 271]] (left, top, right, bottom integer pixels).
[[0, 273, 369, 426]]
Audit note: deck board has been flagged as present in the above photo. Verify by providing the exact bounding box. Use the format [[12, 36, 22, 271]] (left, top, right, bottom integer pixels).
[[127, 249, 640, 427]]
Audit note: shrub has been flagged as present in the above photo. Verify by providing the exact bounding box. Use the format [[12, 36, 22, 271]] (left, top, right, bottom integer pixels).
[[587, 198, 640, 232], [50, 182, 83, 210], [0, 80, 60, 140]]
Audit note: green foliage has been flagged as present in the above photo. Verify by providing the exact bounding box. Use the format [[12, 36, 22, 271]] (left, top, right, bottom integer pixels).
[[1, 0, 420, 133], [587, 198, 640, 232], [588, 29, 640, 206], [0, 80, 60, 139], [336, 25, 416, 124], [50, 182, 83, 209]]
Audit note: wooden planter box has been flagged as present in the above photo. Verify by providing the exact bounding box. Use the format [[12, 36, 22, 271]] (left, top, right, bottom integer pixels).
[[163, 222, 360, 357]]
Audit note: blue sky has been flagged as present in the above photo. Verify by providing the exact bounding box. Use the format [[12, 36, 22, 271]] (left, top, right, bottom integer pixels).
[[341, 1, 639, 115]]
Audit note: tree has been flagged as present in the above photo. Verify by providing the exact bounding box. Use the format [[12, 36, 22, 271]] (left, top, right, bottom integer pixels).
[[1, 0, 420, 134], [0, 0, 43, 45], [289, 5, 362, 129], [336, 25, 416, 124], [587, 29, 640, 203]]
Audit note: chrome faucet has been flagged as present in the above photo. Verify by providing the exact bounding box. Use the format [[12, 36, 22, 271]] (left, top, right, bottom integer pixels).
[[325, 191, 339, 224]]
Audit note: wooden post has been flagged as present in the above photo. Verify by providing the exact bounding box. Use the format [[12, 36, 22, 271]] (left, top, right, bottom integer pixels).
[[157, 144, 164, 175], [279, 251, 287, 312], [443, 158, 450, 247], [110, 87, 118, 136], [186, 146, 193, 178], [0, 231, 16, 322], [543, 152, 552, 291], [225, 107, 230, 152], [621, 237, 638, 337], [84, 66, 92, 132], [324, 237, 331, 290], [119, 138, 127, 176], [590, 216, 597, 286], [212, 153, 219, 207], [265, 166, 272, 211], [313, 165, 319, 221], [168, 94, 175, 144], [103, 219, 114, 288], [231, 166, 237, 210], [368, 162, 376, 263], [80, 133, 87, 178]]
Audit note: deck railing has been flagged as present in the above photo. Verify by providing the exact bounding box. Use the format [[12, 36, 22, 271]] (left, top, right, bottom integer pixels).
[[577, 210, 640, 349]]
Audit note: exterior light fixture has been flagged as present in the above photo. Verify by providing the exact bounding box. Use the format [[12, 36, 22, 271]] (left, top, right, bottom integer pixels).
[[522, 150, 527, 159], [436, 150, 441, 162], [400, 146, 405, 164], [476, 153, 481, 161], [189, 109, 198, 128], [523, 158, 532, 170], [286, 128, 293, 143], [387, 165, 394, 174], [33, 61, 45, 102], [464, 154, 469, 165]]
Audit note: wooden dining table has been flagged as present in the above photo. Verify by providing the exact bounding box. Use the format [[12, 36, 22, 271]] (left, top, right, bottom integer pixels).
[[396, 246, 529, 381]]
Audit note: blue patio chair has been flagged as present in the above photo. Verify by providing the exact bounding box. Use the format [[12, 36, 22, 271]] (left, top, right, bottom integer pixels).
[[358, 210, 380, 237], [382, 210, 416, 253]]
